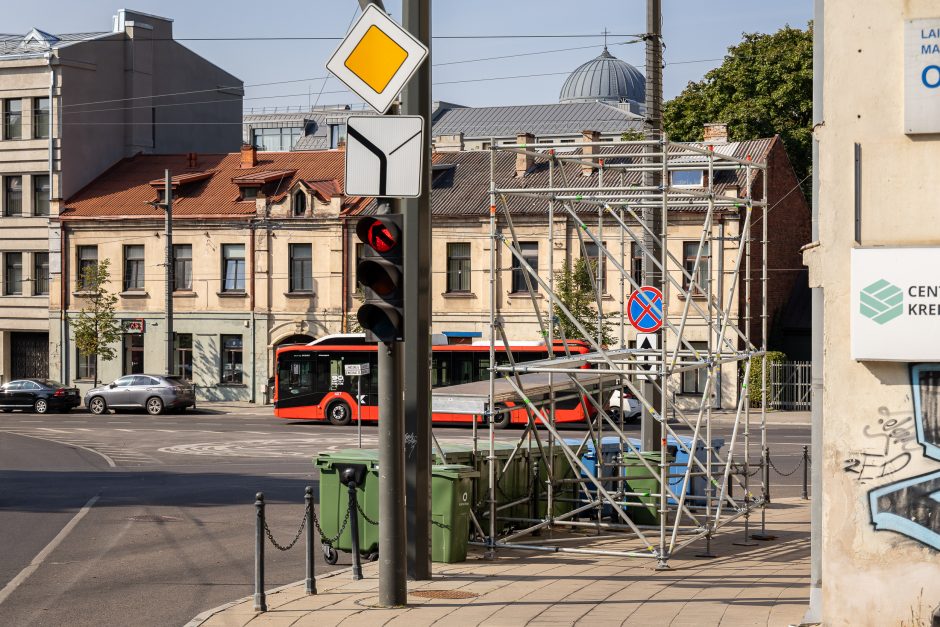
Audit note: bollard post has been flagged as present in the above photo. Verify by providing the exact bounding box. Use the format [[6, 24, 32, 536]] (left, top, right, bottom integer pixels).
[[802, 445, 809, 500], [305, 486, 316, 595], [347, 480, 363, 581], [763, 446, 771, 505], [254, 492, 267, 612]]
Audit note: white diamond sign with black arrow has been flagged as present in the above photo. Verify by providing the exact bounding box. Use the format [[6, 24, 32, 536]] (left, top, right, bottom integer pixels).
[[636, 332, 658, 381]]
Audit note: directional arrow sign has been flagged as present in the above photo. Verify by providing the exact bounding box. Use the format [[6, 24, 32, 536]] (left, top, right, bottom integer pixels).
[[345, 115, 424, 198], [636, 332, 658, 381], [326, 4, 429, 114]]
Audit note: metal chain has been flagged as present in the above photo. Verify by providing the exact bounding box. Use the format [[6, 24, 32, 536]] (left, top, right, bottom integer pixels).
[[769, 454, 805, 477], [314, 505, 350, 546], [431, 519, 451, 530], [263, 505, 308, 552], [355, 501, 380, 526]]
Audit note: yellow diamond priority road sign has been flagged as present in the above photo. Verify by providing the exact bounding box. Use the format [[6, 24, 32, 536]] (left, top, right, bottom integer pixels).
[[326, 4, 428, 114]]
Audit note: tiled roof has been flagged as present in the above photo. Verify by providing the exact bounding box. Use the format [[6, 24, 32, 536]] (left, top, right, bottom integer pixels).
[[431, 102, 644, 139], [62, 150, 350, 219], [346, 138, 776, 219], [0, 31, 111, 58]]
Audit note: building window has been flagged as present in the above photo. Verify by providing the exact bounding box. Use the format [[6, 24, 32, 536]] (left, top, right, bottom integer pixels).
[[293, 191, 307, 217], [446, 243, 471, 293], [123, 245, 144, 291], [252, 127, 301, 151], [33, 97, 50, 139], [77, 348, 96, 381], [582, 241, 607, 293], [329, 123, 347, 149], [4, 99, 22, 140], [510, 241, 538, 293], [173, 244, 192, 291], [682, 342, 709, 393], [175, 333, 193, 380], [222, 244, 245, 292], [241, 186, 259, 201], [682, 241, 710, 295], [289, 243, 313, 292], [77, 245, 98, 289], [33, 252, 48, 295], [221, 334, 243, 384], [123, 333, 144, 375], [5, 176, 22, 216], [33, 175, 50, 216], [354, 242, 364, 293], [4, 252, 21, 295], [630, 241, 644, 288], [671, 169, 704, 187]]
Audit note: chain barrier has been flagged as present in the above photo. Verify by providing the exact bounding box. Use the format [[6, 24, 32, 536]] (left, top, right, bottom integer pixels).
[[317, 505, 351, 546], [431, 519, 452, 530], [355, 501, 380, 526], [263, 504, 307, 552], [263, 501, 351, 552], [768, 454, 805, 477]]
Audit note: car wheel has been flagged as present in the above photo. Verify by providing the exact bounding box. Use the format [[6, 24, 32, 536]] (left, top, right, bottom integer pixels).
[[607, 407, 622, 421], [88, 397, 107, 415], [146, 396, 164, 416], [33, 399, 49, 414], [1, 409, 12, 413], [327, 401, 351, 426]]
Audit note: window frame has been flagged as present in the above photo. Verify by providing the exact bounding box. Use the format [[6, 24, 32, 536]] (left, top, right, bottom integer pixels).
[[292, 190, 307, 217], [220, 334, 244, 384], [33, 97, 50, 140], [4, 175, 22, 217], [510, 241, 539, 293], [4, 252, 22, 296], [33, 252, 48, 295], [288, 243, 313, 293], [682, 240, 710, 295], [446, 242, 471, 293], [174, 333, 193, 380], [76, 348, 96, 381], [630, 241, 644, 290], [76, 245, 98, 290], [172, 243, 192, 291], [671, 169, 704, 187], [221, 244, 246, 293], [582, 240, 607, 294], [681, 341, 709, 394], [4, 99, 22, 140], [123, 244, 145, 291], [32, 174, 50, 217]]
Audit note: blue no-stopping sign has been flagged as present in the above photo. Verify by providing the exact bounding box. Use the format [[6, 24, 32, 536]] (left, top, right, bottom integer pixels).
[[627, 286, 664, 333]]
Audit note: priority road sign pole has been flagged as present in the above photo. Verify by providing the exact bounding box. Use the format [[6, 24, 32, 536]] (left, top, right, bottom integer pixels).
[[401, 0, 433, 582]]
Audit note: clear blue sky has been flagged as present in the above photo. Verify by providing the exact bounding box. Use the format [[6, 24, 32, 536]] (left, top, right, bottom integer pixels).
[[8, 1, 811, 112]]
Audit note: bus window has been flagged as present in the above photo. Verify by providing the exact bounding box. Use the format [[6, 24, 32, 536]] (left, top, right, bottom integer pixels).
[[316, 353, 346, 391], [453, 352, 474, 385], [475, 354, 491, 381], [368, 352, 378, 400], [431, 352, 451, 388], [278, 357, 314, 399]]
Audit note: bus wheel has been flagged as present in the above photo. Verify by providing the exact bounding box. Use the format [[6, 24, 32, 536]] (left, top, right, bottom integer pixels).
[[492, 407, 511, 429], [327, 401, 352, 426]]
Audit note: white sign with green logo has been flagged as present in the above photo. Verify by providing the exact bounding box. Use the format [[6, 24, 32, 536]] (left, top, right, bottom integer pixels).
[[852, 248, 940, 360]]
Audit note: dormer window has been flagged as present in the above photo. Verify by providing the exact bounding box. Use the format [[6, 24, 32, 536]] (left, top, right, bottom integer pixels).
[[293, 191, 307, 216], [241, 186, 259, 201], [671, 169, 704, 187]]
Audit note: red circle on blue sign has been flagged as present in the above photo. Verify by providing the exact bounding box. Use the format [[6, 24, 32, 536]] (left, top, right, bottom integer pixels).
[[627, 286, 664, 333]]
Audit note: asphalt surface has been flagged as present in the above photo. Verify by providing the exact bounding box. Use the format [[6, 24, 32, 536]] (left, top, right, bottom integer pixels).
[[0, 407, 810, 626]]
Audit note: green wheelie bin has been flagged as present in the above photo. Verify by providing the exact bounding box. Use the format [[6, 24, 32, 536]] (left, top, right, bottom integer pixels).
[[314, 449, 380, 563], [621, 452, 671, 526], [431, 464, 479, 563]]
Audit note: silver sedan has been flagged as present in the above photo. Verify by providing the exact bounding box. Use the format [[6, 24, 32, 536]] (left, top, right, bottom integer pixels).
[[85, 374, 195, 415]]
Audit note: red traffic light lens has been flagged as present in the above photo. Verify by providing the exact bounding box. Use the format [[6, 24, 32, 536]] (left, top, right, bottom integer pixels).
[[366, 221, 396, 253]]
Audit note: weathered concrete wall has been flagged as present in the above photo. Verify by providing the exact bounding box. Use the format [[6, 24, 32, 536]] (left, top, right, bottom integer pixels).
[[807, 1, 940, 623]]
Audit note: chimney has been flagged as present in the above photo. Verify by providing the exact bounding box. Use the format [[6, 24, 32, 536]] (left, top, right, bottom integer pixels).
[[581, 129, 601, 176], [240, 143, 257, 169], [515, 132, 535, 177], [435, 133, 464, 152], [186, 152, 198, 168], [703, 122, 729, 144]]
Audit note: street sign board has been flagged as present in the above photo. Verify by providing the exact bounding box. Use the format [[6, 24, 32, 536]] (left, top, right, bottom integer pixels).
[[635, 332, 658, 381], [345, 363, 371, 376], [326, 4, 429, 114], [345, 116, 424, 197], [905, 18, 940, 134], [627, 286, 664, 333]]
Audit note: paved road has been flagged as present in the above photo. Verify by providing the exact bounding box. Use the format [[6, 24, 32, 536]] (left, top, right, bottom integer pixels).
[[0, 407, 809, 626]]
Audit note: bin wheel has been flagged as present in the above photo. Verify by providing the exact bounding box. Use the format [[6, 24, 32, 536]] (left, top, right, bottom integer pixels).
[[327, 401, 352, 426], [323, 545, 339, 565], [365, 551, 379, 562]]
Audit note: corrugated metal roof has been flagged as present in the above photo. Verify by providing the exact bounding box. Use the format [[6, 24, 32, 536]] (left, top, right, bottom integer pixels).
[[0, 31, 110, 57], [431, 102, 643, 139], [62, 150, 351, 219]]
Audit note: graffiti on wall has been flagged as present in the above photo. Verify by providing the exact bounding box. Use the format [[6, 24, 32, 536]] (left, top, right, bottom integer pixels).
[[843, 405, 919, 482], [865, 364, 940, 550]]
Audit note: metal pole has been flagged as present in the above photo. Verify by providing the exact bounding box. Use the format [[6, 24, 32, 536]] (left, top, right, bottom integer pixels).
[[487, 144, 497, 557], [254, 492, 267, 612], [164, 169, 174, 376], [348, 479, 364, 581], [802, 445, 810, 500], [378, 338, 406, 604], [305, 486, 316, 595], [401, 0, 433, 582]]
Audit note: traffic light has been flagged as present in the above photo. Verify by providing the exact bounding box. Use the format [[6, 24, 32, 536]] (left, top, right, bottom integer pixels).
[[356, 214, 404, 343]]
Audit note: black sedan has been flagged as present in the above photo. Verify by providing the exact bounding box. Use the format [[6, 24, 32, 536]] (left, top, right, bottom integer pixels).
[[0, 379, 81, 414]]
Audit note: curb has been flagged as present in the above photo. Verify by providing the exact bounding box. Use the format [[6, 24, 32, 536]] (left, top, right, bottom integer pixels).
[[183, 566, 353, 627]]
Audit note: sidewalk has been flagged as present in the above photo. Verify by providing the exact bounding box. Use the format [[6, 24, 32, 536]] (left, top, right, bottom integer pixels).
[[190, 498, 811, 627]]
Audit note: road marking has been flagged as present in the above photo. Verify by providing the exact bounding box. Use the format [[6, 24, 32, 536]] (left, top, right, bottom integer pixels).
[[1, 431, 116, 468], [0, 494, 100, 607]]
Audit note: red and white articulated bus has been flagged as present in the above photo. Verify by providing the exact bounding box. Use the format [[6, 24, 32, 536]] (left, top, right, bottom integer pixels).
[[273, 334, 596, 427]]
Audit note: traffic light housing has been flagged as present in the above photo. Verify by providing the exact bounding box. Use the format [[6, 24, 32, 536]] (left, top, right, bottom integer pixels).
[[356, 214, 404, 343]]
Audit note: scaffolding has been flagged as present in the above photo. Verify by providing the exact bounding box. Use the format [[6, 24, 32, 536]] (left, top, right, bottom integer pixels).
[[462, 136, 770, 567]]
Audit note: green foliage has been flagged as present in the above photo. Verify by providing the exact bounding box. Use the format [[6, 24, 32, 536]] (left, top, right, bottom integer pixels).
[[742, 350, 787, 405], [69, 259, 122, 385], [663, 24, 813, 196], [619, 129, 645, 141], [553, 256, 616, 346]]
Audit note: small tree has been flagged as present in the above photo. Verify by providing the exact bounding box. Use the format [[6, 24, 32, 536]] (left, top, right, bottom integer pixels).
[[553, 256, 615, 347], [70, 259, 122, 386]]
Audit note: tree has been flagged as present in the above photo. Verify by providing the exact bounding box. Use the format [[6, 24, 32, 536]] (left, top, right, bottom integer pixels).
[[70, 259, 122, 386], [553, 256, 616, 347], [663, 24, 813, 195]]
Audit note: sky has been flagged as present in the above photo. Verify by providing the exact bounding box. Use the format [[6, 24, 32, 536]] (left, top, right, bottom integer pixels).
[[6, 1, 811, 112]]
